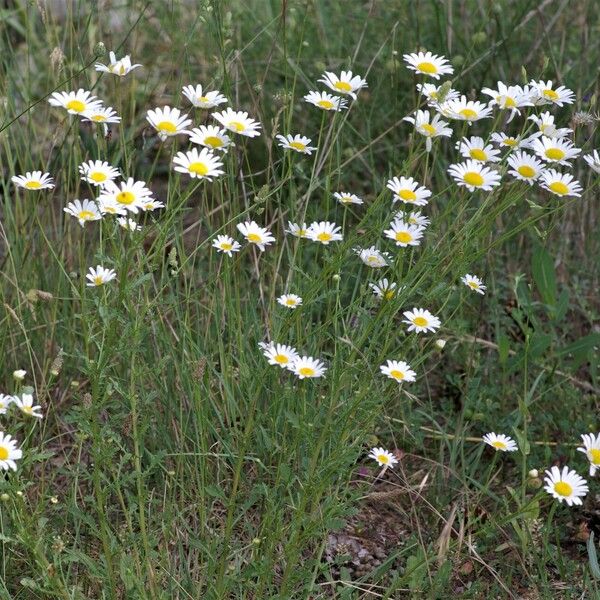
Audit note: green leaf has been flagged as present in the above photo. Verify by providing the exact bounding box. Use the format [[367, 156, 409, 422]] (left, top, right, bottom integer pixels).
[[588, 532, 600, 579], [556, 334, 600, 369], [532, 245, 557, 307]]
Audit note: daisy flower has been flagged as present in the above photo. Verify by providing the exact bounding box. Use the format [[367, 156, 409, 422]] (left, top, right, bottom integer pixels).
[[369, 278, 397, 300], [12, 171, 54, 190], [286, 222, 310, 238], [456, 136, 501, 163], [404, 110, 452, 151], [0, 394, 13, 415], [303, 91, 348, 112], [81, 106, 121, 126], [442, 96, 493, 123], [306, 221, 343, 245], [64, 199, 102, 226], [146, 106, 192, 140], [13, 370, 26, 381], [99, 178, 153, 213], [387, 176, 431, 206], [140, 199, 165, 212], [237, 221, 276, 251], [182, 84, 228, 109], [529, 80, 575, 107], [86, 265, 117, 287], [117, 217, 142, 231], [276, 134, 317, 155], [98, 198, 127, 216], [79, 160, 120, 186], [404, 211, 431, 227], [318, 70, 367, 100], [277, 294, 303, 309], [490, 132, 533, 151], [481, 82, 533, 121], [531, 136, 581, 167], [212, 235, 241, 257], [380, 360, 416, 383], [539, 169, 582, 197], [544, 465, 588, 506], [334, 192, 363, 205], [384, 220, 424, 247], [403, 308, 441, 333], [212, 108, 261, 137], [290, 356, 327, 379], [416, 82, 460, 105], [577, 433, 600, 476], [507, 151, 545, 184], [482, 432, 518, 452], [48, 89, 102, 115], [259, 342, 299, 369], [189, 125, 233, 153], [583, 150, 600, 174], [13, 393, 43, 419], [528, 111, 572, 139], [354, 246, 391, 268], [95, 51, 141, 76], [368, 447, 398, 468], [461, 274, 486, 295], [0, 432, 22, 471], [403, 51, 453, 79], [447, 160, 501, 192], [172, 147, 224, 180]]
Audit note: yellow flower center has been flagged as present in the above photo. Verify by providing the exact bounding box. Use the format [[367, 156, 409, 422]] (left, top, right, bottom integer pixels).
[[24, 180, 42, 189], [463, 171, 484, 187], [498, 95, 516, 108], [289, 141, 307, 151], [469, 148, 487, 161], [545, 148, 565, 161], [468, 281, 480, 289], [104, 206, 118, 214], [334, 81, 352, 92], [91, 114, 107, 122], [274, 354, 289, 364], [247, 233, 262, 243], [395, 231, 413, 243], [78, 210, 95, 221], [504, 138, 518, 147], [548, 181, 568, 195], [491, 440, 507, 450], [417, 61, 437, 74], [156, 120, 177, 133], [413, 316, 428, 327], [543, 89, 559, 101], [22, 406, 33, 414], [285, 298, 297, 306], [459, 108, 478, 120], [390, 369, 405, 380], [517, 165, 535, 178], [198, 96, 210, 103], [116, 191, 135, 205], [398, 189, 417, 202], [317, 100, 334, 109], [554, 481, 573, 497], [367, 255, 378, 263], [94, 275, 104, 286], [299, 367, 315, 377], [384, 290, 395, 299], [204, 136, 223, 148], [66, 99, 86, 112], [90, 171, 107, 183], [589, 449, 600, 465], [220, 242, 233, 251], [377, 454, 390, 464], [119, 64, 126, 75], [188, 162, 209, 176], [228, 121, 246, 132], [317, 232, 333, 242], [420, 123, 436, 136], [0, 446, 8, 460]]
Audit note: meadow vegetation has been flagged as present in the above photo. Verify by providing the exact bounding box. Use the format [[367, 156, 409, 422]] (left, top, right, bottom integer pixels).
[[0, 0, 599, 598]]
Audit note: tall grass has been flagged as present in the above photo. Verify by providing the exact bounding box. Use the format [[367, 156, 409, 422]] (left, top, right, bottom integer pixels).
[[0, 1, 598, 598]]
